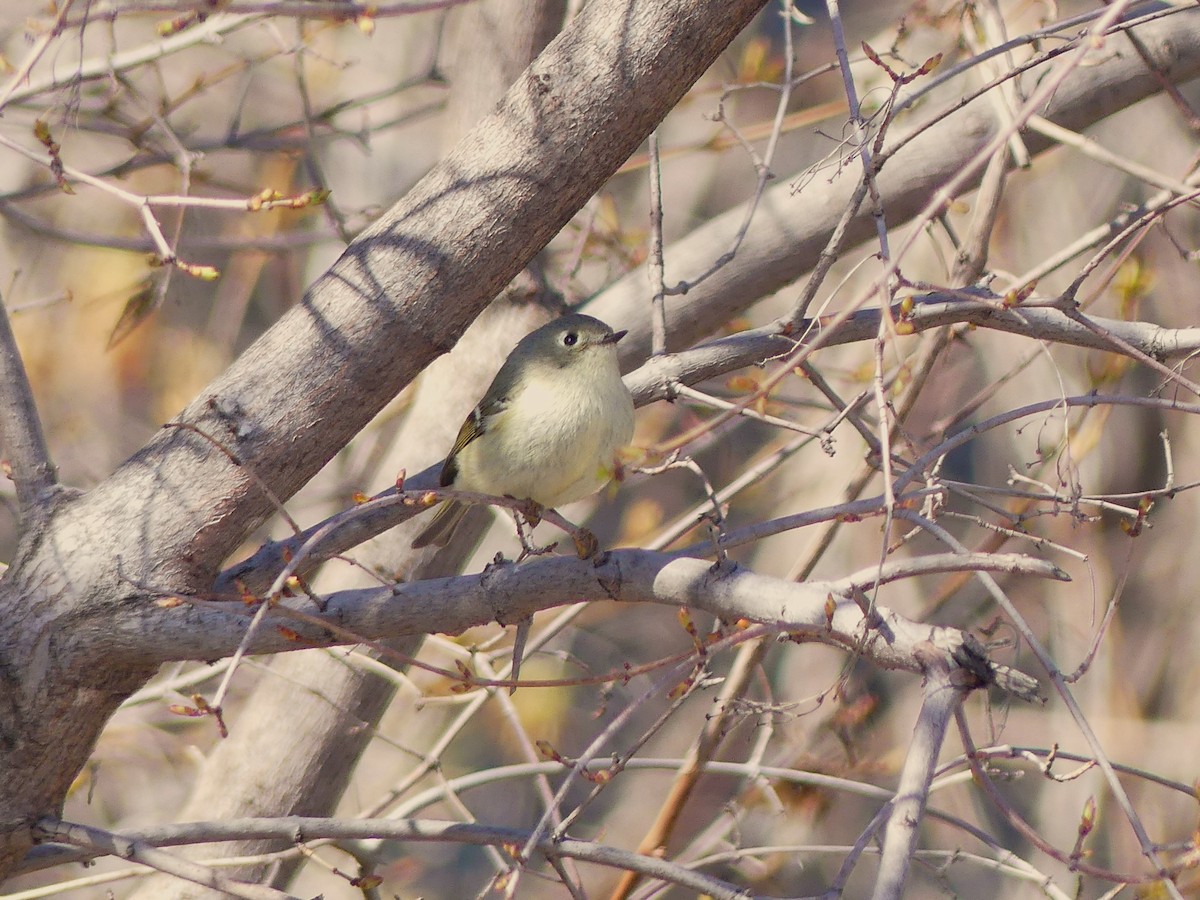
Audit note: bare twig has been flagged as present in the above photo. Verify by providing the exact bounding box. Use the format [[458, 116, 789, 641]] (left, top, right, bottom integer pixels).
[[896, 509, 1179, 895], [607, 633, 765, 900], [34, 814, 753, 900], [5, 12, 264, 110], [0, 0, 76, 114], [826, 0, 890, 265], [653, 0, 799, 298], [510, 654, 704, 895], [1026, 115, 1194, 196], [953, 713, 1170, 886], [647, 130, 668, 357], [873, 658, 966, 900], [33, 819, 294, 900]]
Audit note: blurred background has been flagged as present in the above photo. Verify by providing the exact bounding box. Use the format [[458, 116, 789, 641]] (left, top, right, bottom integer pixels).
[[3, 0, 1200, 897]]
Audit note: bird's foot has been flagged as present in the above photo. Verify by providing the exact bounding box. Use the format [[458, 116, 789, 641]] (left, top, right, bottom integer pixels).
[[571, 527, 604, 562], [515, 498, 544, 529]]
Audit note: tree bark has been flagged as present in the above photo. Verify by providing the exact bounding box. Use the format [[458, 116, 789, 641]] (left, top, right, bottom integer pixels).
[[0, 0, 768, 879], [212, 10, 1200, 596], [128, 3, 572, 893]]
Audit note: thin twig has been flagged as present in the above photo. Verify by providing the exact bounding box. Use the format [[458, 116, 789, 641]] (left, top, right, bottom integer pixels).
[[647, 130, 667, 357], [1026, 115, 1195, 196], [511, 655, 702, 895], [655, 0, 799, 298], [607, 635, 765, 900], [952, 713, 1168, 885], [6, 12, 264, 109], [0, 0, 76, 114], [33, 819, 295, 900], [896, 508, 1179, 895]]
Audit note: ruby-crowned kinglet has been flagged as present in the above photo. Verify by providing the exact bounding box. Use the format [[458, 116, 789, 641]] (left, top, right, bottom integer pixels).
[[411, 312, 636, 549]]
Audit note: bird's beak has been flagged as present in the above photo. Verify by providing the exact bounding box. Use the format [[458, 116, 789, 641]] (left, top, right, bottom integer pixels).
[[602, 329, 627, 345]]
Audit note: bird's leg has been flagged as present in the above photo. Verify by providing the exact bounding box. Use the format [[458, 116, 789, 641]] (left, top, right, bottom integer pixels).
[[530, 505, 606, 563], [516, 497, 544, 529], [512, 501, 606, 563]]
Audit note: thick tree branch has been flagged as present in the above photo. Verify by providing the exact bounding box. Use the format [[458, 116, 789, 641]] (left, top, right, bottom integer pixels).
[[873, 660, 966, 900], [0, 292, 58, 524], [146, 550, 1060, 690], [624, 291, 1200, 407], [0, 0, 769, 879]]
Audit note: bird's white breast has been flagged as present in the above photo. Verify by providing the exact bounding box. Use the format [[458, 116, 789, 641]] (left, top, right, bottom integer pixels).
[[454, 350, 634, 508]]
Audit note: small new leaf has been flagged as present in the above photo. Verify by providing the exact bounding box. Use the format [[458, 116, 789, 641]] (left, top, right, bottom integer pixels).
[[1078, 795, 1097, 837], [176, 261, 220, 281], [157, 11, 202, 36], [915, 52, 943, 77], [34, 119, 74, 194], [106, 281, 157, 349]]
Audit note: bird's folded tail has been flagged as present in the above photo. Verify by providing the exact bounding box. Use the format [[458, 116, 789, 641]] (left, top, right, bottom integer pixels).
[[411, 500, 469, 549]]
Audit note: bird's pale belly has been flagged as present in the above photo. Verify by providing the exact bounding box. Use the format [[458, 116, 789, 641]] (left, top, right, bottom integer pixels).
[[457, 417, 622, 507], [455, 378, 632, 507]]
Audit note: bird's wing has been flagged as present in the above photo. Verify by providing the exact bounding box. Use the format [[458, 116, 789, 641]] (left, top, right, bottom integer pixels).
[[440, 393, 509, 486]]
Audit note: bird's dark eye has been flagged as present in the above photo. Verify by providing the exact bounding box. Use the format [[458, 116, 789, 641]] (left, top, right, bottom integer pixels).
[[562, 332, 578, 346]]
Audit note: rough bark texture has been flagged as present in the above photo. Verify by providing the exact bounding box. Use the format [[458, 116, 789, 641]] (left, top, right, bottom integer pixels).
[[0, 0, 768, 879], [442, 0, 569, 145], [128, 4, 571, 894], [590, 13, 1200, 356], [211, 10, 1200, 602], [7, 4, 1200, 893]]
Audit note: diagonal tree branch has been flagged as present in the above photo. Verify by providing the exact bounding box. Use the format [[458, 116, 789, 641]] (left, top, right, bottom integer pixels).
[[588, 9, 1200, 356], [0, 0, 770, 879], [0, 292, 60, 526]]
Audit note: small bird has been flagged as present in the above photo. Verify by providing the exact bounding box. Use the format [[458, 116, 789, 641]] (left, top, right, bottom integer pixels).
[[411, 312, 635, 550]]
